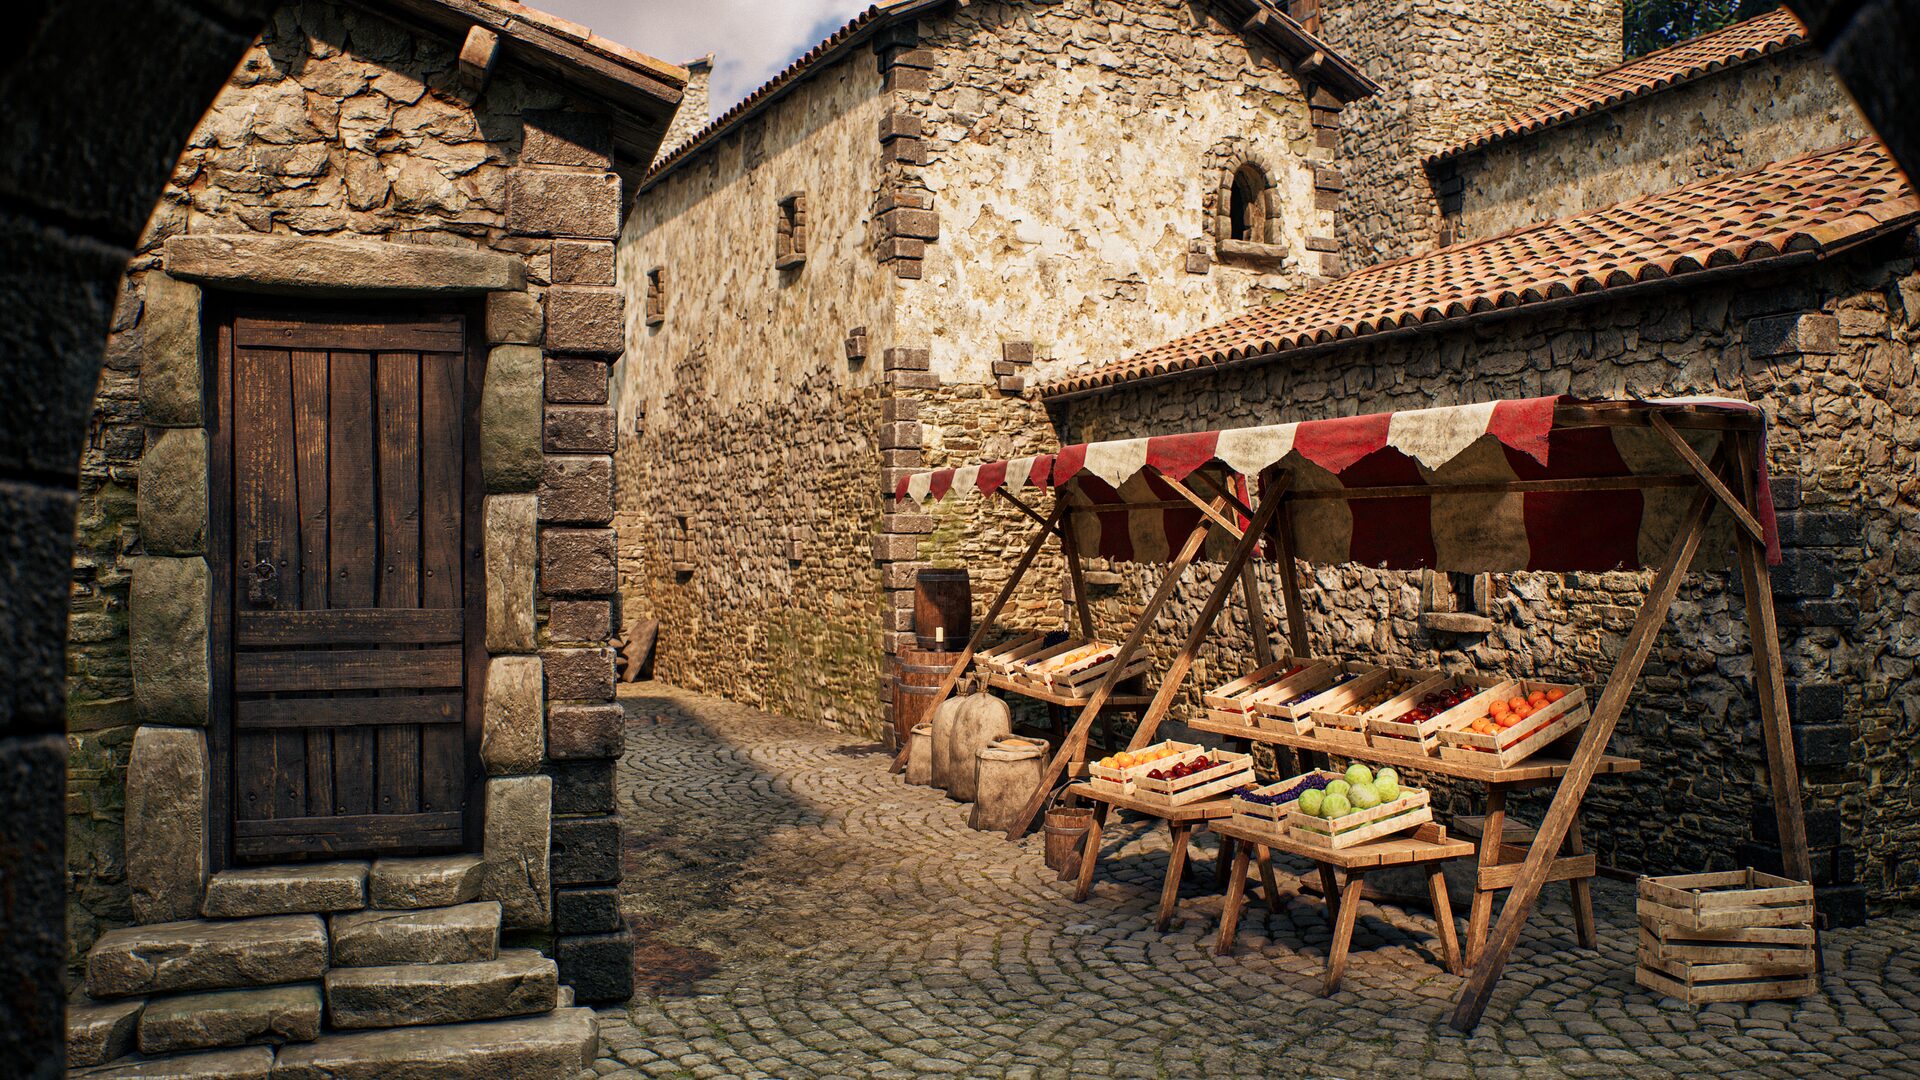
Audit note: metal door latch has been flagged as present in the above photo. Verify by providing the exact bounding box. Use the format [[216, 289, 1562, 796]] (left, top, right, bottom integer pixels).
[[248, 540, 280, 607]]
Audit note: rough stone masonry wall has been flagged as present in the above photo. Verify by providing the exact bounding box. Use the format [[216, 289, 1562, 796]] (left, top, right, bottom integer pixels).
[[1438, 48, 1867, 242], [1046, 242, 1920, 918], [1315, 0, 1623, 268], [65, 0, 639, 998], [616, 44, 896, 740]]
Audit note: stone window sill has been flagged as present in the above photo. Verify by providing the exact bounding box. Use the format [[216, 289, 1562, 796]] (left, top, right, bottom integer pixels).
[[1215, 239, 1288, 267], [775, 253, 806, 271], [645, 314, 664, 328], [1420, 611, 1493, 635]]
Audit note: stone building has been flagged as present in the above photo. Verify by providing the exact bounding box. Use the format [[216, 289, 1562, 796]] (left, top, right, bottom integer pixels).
[[617, 0, 1916, 925], [61, 0, 683, 1070]]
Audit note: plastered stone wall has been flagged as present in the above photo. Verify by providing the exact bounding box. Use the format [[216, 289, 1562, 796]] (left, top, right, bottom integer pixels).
[[66, 0, 640, 989], [909, 0, 1336, 388], [1440, 48, 1867, 242], [1314, 0, 1624, 268], [1040, 243, 1919, 915], [616, 44, 897, 739]]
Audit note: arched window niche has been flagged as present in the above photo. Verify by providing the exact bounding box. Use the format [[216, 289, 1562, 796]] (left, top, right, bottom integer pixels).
[[1213, 156, 1288, 268]]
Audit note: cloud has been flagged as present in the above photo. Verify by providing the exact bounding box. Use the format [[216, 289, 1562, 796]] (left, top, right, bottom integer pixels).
[[532, 0, 874, 116]]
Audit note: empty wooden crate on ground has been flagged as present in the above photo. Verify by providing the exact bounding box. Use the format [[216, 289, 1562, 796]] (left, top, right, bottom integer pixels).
[[1636, 869, 1817, 1004]]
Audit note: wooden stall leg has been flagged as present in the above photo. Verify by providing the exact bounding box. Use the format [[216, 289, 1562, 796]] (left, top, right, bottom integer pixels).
[[1257, 845, 1281, 910], [1450, 483, 1716, 1032], [1430, 864, 1463, 976], [1215, 841, 1253, 956], [1324, 871, 1367, 996], [1157, 824, 1193, 931], [1073, 802, 1110, 903], [1565, 816, 1597, 950], [1318, 863, 1342, 921], [1467, 784, 1507, 968], [1215, 835, 1236, 886]]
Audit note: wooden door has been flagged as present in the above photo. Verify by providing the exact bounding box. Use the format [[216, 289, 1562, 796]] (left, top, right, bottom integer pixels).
[[213, 307, 481, 863]]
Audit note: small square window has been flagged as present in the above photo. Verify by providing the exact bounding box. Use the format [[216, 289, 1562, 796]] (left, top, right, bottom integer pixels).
[[645, 267, 666, 327], [1420, 569, 1493, 634], [670, 514, 693, 578], [776, 192, 807, 270]]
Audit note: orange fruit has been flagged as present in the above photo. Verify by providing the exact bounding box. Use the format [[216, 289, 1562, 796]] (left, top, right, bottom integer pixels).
[[1508, 697, 1528, 712], [1489, 699, 1509, 715], [1546, 688, 1566, 703]]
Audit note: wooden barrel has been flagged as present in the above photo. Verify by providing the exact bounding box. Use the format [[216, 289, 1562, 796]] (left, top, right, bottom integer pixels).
[[892, 647, 956, 745], [914, 569, 972, 651]]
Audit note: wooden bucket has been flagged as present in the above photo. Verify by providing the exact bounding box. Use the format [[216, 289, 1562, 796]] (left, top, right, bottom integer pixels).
[[1043, 805, 1095, 880], [914, 568, 972, 651], [892, 647, 955, 745]]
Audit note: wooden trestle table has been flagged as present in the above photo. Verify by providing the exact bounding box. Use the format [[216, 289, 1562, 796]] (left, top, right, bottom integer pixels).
[[1062, 782, 1247, 931]]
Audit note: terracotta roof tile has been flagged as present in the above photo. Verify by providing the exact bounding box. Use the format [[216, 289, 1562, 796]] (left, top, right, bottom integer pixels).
[[1039, 139, 1917, 400], [1432, 8, 1808, 164]]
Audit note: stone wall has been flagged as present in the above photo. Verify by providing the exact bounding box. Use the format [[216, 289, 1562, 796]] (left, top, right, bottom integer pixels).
[[1040, 241, 1919, 917], [615, 42, 897, 739], [66, 0, 647, 998], [1315, 0, 1624, 268], [1437, 47, 1867, 242]]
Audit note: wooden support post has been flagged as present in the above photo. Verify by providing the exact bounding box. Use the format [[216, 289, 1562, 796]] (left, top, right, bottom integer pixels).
[[1216, 841, 1253, 955], [1157, 824, 1194, 931], [1429, 864, 1462, 976], [890, 500, 1064, 773], [1466, 784, 1506, 968], [1125, 485, 1287, 751], [1006, 501, 1228, 838], [1059, 510, 1096, 641], [1241, 560, 1275, 668], [1325, 872, 1368, 995], [1734, 436, 1813, 883], [1267, 486, 1311, 659], [1450, 481, 1718, 1032]]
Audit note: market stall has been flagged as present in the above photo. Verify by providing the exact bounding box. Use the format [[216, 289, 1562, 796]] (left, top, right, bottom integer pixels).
[[895, 395, 1811, 1031]]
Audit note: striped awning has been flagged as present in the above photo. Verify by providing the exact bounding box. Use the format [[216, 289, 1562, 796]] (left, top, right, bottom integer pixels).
[[896, 396, 1778, 573]]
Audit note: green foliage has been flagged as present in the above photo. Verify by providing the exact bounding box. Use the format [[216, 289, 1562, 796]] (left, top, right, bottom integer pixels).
[[1623, 0, 1780, 57]]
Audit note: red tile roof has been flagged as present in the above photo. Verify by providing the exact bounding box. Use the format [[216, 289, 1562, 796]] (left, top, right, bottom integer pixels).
[[1039, 139, 1917, 400], [1431, 8, 1809, 164]]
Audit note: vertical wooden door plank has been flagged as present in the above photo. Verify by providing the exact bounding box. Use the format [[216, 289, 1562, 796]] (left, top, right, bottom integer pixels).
[[290, 349, 333, 817], [375, 352, 423, 817], [329, 350, 378, 817], [419, 349, 466, 816]]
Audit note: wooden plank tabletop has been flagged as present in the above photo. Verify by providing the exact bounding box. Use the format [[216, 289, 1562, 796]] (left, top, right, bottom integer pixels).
[[1186, 714, 1642, 784], [1067, 782, 1238, 821], [986, 673, 1155, 709], [1212, 817, 1476, 870]]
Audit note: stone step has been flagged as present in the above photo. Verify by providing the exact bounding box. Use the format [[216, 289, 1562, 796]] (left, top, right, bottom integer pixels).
[[367, 854, 485, 910], [323, 949, 558, 1029], [329, 901, 500, 966], [87, 916, 328, 999], [272, 1007, 599, 1080], [200, 861, 367, 918], [69, 1045, 274, 1079], [137, 983, 322, 1055], [68, 998, 143, 1068]]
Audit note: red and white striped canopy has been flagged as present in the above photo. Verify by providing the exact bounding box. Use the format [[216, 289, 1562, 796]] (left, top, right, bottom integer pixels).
[[897, 396, 1778, 573]]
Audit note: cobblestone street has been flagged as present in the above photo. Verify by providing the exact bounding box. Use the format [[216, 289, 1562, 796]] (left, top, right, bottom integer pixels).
[[584, 685, 1920, 1080]]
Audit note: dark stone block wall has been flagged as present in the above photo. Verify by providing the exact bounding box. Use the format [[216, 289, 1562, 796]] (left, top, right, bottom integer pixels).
[[0, 2, 276, 1073]]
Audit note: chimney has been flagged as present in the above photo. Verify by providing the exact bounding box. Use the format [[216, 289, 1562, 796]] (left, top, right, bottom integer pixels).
[[654, 53, 714, 165]]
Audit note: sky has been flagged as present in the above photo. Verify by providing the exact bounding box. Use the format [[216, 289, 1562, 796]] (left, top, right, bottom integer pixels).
[[538, 0, 876, 118]]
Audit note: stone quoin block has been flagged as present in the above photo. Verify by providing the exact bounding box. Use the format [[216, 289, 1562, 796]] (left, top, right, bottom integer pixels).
[[543, 647, 617, 702], [550, 814, 623, 885], [883, 563, 926, 590], [522, 110, 613, 169], [125, 725, 208, 924], [544, 286, 624, 356], [539, 455, 615, 525], [553, 887, 622, 934], [547, 703, 624, 760], [555, 929, 634, 1003], [1785, 682, 1846, 724], [1748, 311, 1840, 357], [1779, 509, 1861, 548], [507, 171, 621, 239], [544, 357, 609, 404], [544, 404, 616, 454], [548, 760, 617, 815], [884, 65, 930, 93], [882, 208, 939, 241], [881, 513, 934, 534], [884, 369, 938, 389], [546, 600, 612, 644], [130, 556, 210, 726], [1795, 724, 1853, 769], [541, 528, 617, 596], [877, 111, 924, 142], [481, 345, 544, 493], [551, 240, 616, 286], [876, 237, 926, 262], [482, 655, 545, 776], [485, 289, 542, 345], [881, 397, 919, 422], [139, 274, 203, 426], [483, 775, 553, 930], [1769, 549, 1837, 597], [881, 448, 923, 469], [879, 421, 923, 450], [484, 494, 537, 653], [873, 533, 920, 562], [138, 427, 208, 555], [883, 347, 929, 371]]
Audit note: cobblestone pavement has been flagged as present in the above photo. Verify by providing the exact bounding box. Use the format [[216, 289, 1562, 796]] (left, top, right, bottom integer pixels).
[[584, 683, 1920, 1080]]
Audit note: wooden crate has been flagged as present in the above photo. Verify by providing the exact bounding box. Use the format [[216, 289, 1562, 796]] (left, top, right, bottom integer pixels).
[[1307, 666, 1442, 750], [1229, 770, 1332, 828], [1434, 679, 1589, 769], [1133, 749, 1255, 807], [1365, 673, 1496, 755], [1635, 869, 1817, 1004], [1245, 661, 1347, 735], [1230, 769, 1430, 849], [1086, 740, 1198, 797], [1008, 638, 1149, 694], [973, 632, 1050, 675], [1202, 656, 1320, 715]]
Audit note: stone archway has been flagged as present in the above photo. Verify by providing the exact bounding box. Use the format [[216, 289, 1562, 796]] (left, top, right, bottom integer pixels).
[[0, 3, 273, 1073]]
